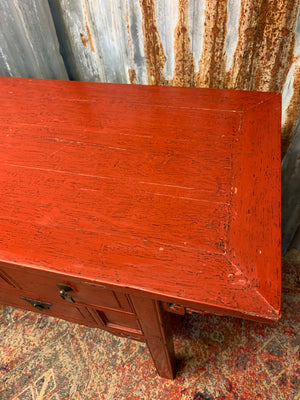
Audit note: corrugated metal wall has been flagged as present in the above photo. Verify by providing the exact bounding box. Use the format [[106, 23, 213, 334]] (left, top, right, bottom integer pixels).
[[0, 0, 300, 251]]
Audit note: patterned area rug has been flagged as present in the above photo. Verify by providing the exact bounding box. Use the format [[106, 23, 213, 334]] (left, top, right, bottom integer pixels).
[[0, 251, 299, 400]]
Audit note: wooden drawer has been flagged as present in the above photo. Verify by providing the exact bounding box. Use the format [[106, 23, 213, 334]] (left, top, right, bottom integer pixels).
[[92, 307, 141, 332], [0, 262, 132, 312], [0, 287, 97, 326], [0, 262, 143, 336], [0, 268, 16, 288]]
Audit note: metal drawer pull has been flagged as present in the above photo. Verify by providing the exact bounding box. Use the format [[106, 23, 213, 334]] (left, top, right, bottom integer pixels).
[[20, 296, 52, 311], [57, 283, 75, 303], [167, 303, 185, 315]]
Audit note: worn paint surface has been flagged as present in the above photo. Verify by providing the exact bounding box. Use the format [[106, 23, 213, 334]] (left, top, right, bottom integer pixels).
[[0, 77, 281, 325], [0, 0, 300, 249]]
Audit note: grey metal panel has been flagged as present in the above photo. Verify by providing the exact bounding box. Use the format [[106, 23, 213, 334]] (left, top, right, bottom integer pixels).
[[155, 0, 178, 81], [48, 0, 105, 82], [282, 120, 300, 254], [127, 0, 147, 84], [291, 226, 300, 251], [281, 5, 300, 251], [0, 0, 68, 79], [83, 0, 132, 83], [49, 0, 146, 84]]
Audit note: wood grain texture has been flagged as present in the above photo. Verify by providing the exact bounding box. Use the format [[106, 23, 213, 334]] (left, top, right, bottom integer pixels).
[[130, 295, 176, 379], [0, 77, 281, 322]]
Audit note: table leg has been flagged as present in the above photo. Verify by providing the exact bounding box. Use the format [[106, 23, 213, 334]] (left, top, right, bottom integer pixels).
[[130, 295, 176, 379]]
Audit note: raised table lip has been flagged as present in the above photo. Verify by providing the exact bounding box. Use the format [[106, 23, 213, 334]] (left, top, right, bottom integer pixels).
[[0, 254, 280, 323], [0, 76, 281, 112], [0, 77, 282, 322]]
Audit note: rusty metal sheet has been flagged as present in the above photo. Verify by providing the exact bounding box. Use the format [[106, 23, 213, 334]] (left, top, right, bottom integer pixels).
[[0, 0, 67, 80], [282, 5, 300, 156]]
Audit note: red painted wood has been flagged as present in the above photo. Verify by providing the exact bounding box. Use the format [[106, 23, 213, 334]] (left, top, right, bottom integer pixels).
[[0, 77, 281, 323], [0, 76, 276, 112], [0, 130, 235, 202], [0, 285, 98, 326], [0, 164, 228, 253], [130, 295, 176, 379], [228, 102, 282, 313], [0, 262, 133, 312]]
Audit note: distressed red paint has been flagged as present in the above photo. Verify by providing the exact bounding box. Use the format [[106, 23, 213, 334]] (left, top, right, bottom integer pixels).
[[0, 77, 281, 378]]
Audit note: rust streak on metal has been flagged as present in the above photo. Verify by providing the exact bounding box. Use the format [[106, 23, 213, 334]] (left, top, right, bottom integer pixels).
[[223, 0, 300, 155], [172, 0, 196, 87], [80, 2, 95, 53], [226, 0, 300, 92], [128, 68, 138, 84], [225, 0, 262, 90], [252, 0, 299, 92], [282, 66, 300, 157], [196, 0, 228, 88], [139, 0, 167, 85]]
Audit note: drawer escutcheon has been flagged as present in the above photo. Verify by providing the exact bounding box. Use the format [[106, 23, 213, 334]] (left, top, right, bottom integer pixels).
[[57, 283, 75, 303]]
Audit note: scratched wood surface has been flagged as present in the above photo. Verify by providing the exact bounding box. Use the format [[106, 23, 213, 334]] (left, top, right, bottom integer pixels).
[[0, 77, 281, 321]]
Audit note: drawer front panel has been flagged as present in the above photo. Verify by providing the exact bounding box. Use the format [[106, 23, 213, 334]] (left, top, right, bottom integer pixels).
[[0, 262, 132, 312], [94, 308, 141, 332], [0, 263, 142, 338], [69, 281, 132, 312], [0, 288, 97, 325], [0, 286, 143, 338], [0, 267, 17, 288]]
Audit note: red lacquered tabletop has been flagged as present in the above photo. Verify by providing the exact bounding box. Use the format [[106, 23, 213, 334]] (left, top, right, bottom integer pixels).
[[0, 77, 281, 322]]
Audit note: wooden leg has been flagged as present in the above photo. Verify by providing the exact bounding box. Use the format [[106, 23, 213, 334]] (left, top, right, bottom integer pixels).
[[130, 295, 176, 379]]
